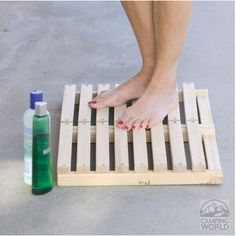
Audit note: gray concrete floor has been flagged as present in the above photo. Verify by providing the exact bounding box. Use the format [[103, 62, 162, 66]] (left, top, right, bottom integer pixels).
[[0, 2, 234, 235]]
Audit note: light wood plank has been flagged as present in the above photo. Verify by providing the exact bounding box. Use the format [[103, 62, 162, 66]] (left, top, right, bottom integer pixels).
[[168, 102, 187, 172], [58, 85, 76, 173], [151, 123, 168, 171], [187, 122, 206, 172], [60, 84, 76, 122], [78, 84, 93, 122], [96, 84, 110, 122], [77, 123, 91, 173], [203, 135, 221, 170], [132, 120, 148, 172], [114, 84, 129, 172], [96, 84, 110, 173], [183, 83, 206, 172], [197, 94, 221, 171], [77, 89, 209, 104], [197, 93, 213, 124], [58, 170, 223, 186], [76, 84, 93, 173], [72, 124, 215, 144], [182, 83, 199, 122]]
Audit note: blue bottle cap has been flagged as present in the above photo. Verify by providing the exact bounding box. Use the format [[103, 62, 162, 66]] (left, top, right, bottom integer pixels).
[[30, 90, 43, 109]]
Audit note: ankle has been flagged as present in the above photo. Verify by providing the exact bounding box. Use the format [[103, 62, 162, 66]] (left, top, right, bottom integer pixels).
[[137, 62, 154, 80], [149, 72, 177, 93], [142, 57, 155, 70], [150, 79, 177, 92], [151, 61, 177, 84]]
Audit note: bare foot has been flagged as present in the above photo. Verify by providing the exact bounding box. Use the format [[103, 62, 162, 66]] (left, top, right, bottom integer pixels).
[[116, 69, 178, 130], [88, 68, 153, 108]]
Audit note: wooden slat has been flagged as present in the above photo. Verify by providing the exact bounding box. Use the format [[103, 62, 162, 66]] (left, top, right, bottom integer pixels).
[[77, 89, 209, 104], [96, 84, 110, 173], [186, 122, 206, 171], [76, 85, 93, 173], [203, 135, 221, 170], [183, 83, 206, 172], [58, 84, 76, 173], [114, 85, 129, 172], [78, 84, 93, 122], [58, 170, 223, 186], [197, 94, 221, 171], [60, 84, 76, 122], [182, 83, 199, 122], [132, 101, 148, 172], [72, 124, 215, 143], [168, 101, 187, 172], [197, 93, 213, 124], [151, 123, 168, 171]]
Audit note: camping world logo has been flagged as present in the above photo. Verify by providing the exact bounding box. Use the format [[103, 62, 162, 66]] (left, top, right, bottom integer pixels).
[[200, 199, 230, 231]]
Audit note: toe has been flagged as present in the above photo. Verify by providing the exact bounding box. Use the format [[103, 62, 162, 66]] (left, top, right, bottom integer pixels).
[[116, 119, 125, 128], [116, 108, 131, 127], [88, 91, 109, 108], [88, 99, 98, 108], [116, 116, 129, 129], [88, 102, 106, 109], [116, 107, 136, 130], [140, 118, 150, 129], [122, 118, 135, 131], [131, 119, 142, 130]]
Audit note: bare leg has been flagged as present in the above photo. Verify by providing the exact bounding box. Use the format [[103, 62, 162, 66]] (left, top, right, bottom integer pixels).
[[117, 1, 192, 130], [89, 1, 155, 108]]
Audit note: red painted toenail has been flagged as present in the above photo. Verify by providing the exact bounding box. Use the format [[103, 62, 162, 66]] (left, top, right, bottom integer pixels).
[[88, 100, 97, 104], [146, 125, 150, 129], [140, 125, 143, 128], [117, 120, 124, 125], [132, 125, 135, 129], [124, 125, 129, 130]]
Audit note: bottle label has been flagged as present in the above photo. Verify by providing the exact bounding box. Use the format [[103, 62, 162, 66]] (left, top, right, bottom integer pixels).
[[43, 147, 51, 155], [24, 127, 32, 149], [24, 127, 32, 136], [24, 158, 32, 177], [24, 127, 32, 181], [32, 131, 53, 189]]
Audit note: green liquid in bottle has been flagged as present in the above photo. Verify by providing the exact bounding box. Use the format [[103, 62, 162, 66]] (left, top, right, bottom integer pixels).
[[32, 104, 53, 195]]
